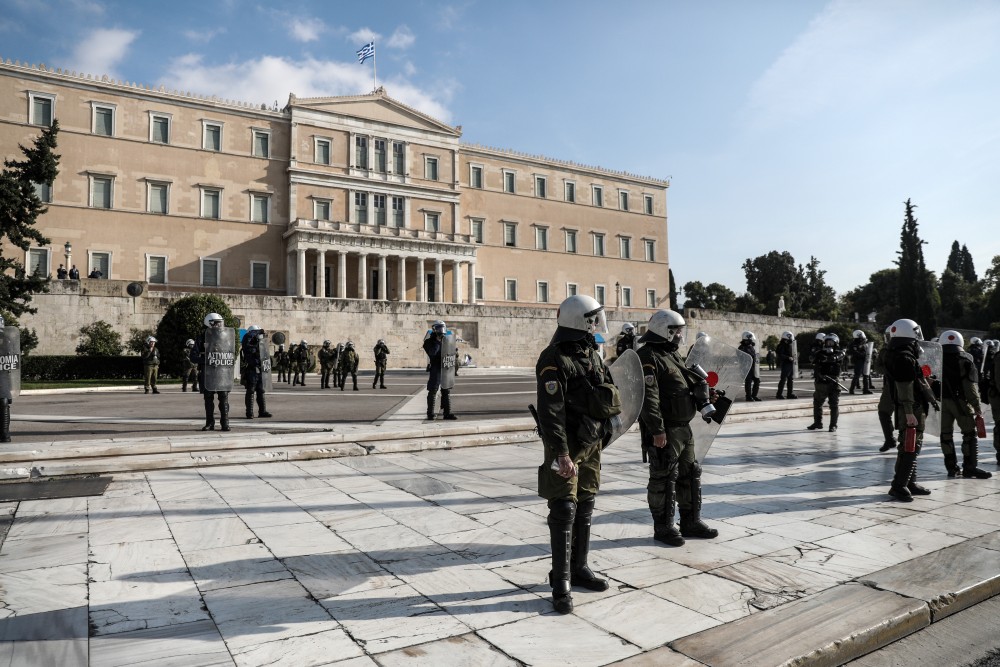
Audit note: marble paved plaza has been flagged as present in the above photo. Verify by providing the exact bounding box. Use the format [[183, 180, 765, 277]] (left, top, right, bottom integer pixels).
[[2, 410, 1000, 666]]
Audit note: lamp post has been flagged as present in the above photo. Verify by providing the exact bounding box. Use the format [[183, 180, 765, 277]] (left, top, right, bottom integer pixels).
[[615, 281, 621, 310]]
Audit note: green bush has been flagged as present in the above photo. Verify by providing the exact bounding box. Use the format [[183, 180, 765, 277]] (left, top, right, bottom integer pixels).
[[155, 295, 237, 377], [76, 321, 123, 356], [127, 327, 156, 355], [23, 355, 153, 381]]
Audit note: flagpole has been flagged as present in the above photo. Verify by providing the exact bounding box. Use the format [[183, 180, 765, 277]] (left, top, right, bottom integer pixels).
[[373, 48, 377, 91]]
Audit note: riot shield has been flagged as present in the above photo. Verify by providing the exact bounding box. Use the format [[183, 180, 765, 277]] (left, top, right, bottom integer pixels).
[[862, 342, 875, 376], [752, 350, 761, 380], [204, 327, 236, 392], [792, 338, 800, 379], [686, 336, 753, 462], [258, 336, 273, 393], [917, 340, 943, 437], [0, 327, 21, 401], [440, 332, 457, 390], [607, 349, 643, 448]]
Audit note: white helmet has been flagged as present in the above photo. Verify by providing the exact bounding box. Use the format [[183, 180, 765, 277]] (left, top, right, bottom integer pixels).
[[741, 331, 756, 344], [621, 323, 635, 334], [988, 340, 1000, 352], [889, 319, 923, 340], [300, 339, 307, 345], [853, 330, 866, 340], [970, 337, 983, 346], [815, 333, 826, 341], [642, 309, 686, 344], [556, 295, 608, 335], [346, 340, 354, 348], [432, 320, 447, 334], [145, 336, 157, 344], [323, 340, 331, 346], [203, 312, 224, 327], [378, 338, 385, 344], [825, 333, 840, 347], [185, 338, 195, 347], [781, 331, 793, 341], [940, 330, 964, 347], [247, 324, 261, 332]]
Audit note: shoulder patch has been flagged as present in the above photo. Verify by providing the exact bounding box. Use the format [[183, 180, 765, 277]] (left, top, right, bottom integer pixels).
[[539, 365, 558, 376], [545, 380, 559, 395], [644, 374, 655, 386]]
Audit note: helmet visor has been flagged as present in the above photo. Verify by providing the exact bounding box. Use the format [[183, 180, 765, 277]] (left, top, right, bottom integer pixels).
[[584, 306, 608, 336]]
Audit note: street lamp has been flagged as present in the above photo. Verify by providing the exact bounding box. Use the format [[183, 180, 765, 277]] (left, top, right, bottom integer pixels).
[[615, 281, 621, 309]]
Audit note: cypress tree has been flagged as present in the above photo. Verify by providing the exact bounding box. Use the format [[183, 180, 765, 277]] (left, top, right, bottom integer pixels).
[[895, 199, 938, 336]]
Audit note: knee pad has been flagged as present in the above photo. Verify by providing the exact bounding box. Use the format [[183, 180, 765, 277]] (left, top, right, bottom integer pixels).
[[547, 498, 576, 524]]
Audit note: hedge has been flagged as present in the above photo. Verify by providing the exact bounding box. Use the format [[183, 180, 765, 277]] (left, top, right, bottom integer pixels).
[[22, 356, 171, 381]]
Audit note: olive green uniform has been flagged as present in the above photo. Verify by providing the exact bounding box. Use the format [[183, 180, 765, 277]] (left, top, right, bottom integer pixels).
[[141, 346, 160, 393], [318, 346, 337, 389], [886, 341, 930, 500], [876, 346, 896, 450], [182, 345, 199, 392], [339, 347, 360, 391], [941, 346, 988, 477], [373, 342, 390, 388]]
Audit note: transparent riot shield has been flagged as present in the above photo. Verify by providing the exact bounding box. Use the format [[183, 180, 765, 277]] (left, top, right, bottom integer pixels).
[[862, 342, 875, 376], [258, 336, 273, 393], [0, 327, 22, 401], [440, 332, 457, 390], [204, 327, 236, 392], [607, 349, 643, 448], [792, 338, 800, 379], [917, 340, 943, 437], [686, 336, 753, 462]]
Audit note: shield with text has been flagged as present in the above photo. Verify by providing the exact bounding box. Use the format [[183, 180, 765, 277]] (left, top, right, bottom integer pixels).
[[258, 336, 273, 393], [203, 327, 236, 392], [0, 327, 22, 401], [440, 332, 458, 390]]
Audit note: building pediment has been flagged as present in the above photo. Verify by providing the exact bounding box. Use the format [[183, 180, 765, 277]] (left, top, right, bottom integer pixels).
[[289, 88, 460, 137]]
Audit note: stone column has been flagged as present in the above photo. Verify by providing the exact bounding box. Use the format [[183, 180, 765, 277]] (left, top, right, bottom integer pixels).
[[452, 260, 463, 304], [416, 258, 426, 302], [296, 248, 306, 297], [357, 253, 367, 299], [338, 250, 347, 298], [397, 256, 407, 302], [378, 255, 388, 300], [316, 250, 325, 298], [434, 259, 443, 303], [467, 261, 476, 304]]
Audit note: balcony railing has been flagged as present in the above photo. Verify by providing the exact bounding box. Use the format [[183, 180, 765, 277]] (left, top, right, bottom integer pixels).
[[289, 218, 471, 244]]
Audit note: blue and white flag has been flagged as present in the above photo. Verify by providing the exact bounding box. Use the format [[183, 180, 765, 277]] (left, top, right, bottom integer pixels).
[[357, 42, 375, 64]]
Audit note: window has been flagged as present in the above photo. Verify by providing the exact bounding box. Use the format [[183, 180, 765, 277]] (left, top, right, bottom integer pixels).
[[201, 258, 220, 287], [503, 222, 517, 247], [535, 227, 548, 250], [471, 218, 484, 243], [567, 283, 578, 297], [392, 142, 405, 173], [505, 279, 518, 301], [93, 104, 114, 136], [27, 248, 49, 278], [647, 289, 657, 308], [425, 212, 440, 232], [90, 176, 113, 209], [355, 136, 368, 169], [537, 281, 549, 303], [370, 139, 385, 173], [148, 182, 169, 214], [593, 233, 605, 256], [251, 261, 269, 289], [622, 287, 632, 307], [391, 196, 405, 227], [565, 229, 577, 253], [619, 190, 629, 211], [251, 194, 270, 223], [425, 156, 439, 181], [534, 175, 546, 198], [373, 194, 387, 226], [147, 255, 167, 284], [565, 182, 576, 203], [470, 165, 483, 189], [503, 170, 515, 193], [150, 114, 170, 143], [33, 181, 52, 203], [315, 138, 331, 165], [252, 130, 270, 158], [595, 285, 606, 305], [620, 237, 632, 259], [355, 192, 368, 224], [314, 199, 331, 220], [201, 188, 221, 219], [592, 185, 603, 207], [475, 277, 484, 301], [203, 122, 222, 151], [29, 93, 54, 127], [90, 251, 110, 279], [644, 194, 654, 215], [645, 239, 655, 262]]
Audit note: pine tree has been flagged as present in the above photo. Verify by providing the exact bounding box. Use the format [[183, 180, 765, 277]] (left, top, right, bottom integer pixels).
[[945, 241, 963, 275], [895, 199, 938, 336], [960, 244, 977, 283], [0, 121, 60, 317]]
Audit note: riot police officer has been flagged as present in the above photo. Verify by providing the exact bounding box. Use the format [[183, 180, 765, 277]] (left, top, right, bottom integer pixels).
[[292, 340, 310, 386], [988, 340, 1000, 465], [274, 343, 290, 384], [535, 295, 613, 613], [318, 340, 337, 389], [738, 331, 761, 402], [424, 320, 457, 420], [808, 332, 826, 364], [616, 323, 636, 359], [876, 326, 897, 452], [240, 325, 273, 419], [807, 334, 845, 432], [141, 336, 160, 394], [373, 339, 390, 389], [885, 319, 932, 501], [181, 339, 199, 392], [848, 330, 873, 395], [191, 312, 233, 432], [940, 330, 990, 479], [638, 309, 719, 547], [339, 341, 359, 391], [775, 331, 798, 399], [969, 337, 985, 375]]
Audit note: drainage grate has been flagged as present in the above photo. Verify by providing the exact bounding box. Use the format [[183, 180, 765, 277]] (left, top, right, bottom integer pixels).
[[0, 476, 113, 502]]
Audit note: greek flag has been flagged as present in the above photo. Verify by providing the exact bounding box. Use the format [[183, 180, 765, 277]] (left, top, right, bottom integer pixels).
[[357, 42, 375, 64]]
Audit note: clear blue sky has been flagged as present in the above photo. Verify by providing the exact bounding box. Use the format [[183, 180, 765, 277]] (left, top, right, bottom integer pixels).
[[3, 0, 998, 298]]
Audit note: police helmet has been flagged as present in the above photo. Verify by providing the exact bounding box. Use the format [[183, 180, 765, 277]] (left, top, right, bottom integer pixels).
[[556, 295, 608, 335], [145, 336, 157, 344], [815, 333, 826, 341], [940, 330, 964, 348], [741, 331, 756, 344], [781, 331, 794, 341], [853, 330, 866, 341], [988, 340, 1000, 352], [824, 333, 840, 347], [247, 325, 261, 332], [300, 339, 307, 346], [889, 319, 923, 340], [431, 320, 447, 334], [278, 344, 285, 351], [185, 338, 195, 347], [203, 312, 224, 327], [970, 337, 983, 346], [322, 340, 331, 347], [641, 309, 685, 344], [378, 338, 385, 345], [621, 323, 635, 335], [346, 340, 354, 348]]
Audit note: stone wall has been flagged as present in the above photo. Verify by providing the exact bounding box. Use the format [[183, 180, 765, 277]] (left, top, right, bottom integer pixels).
[[679, 308, 848, 347]]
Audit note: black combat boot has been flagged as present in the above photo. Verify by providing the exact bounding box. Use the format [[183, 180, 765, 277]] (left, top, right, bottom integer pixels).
[[426, 391, 437, 420], [547, 499, 575, 614], [651, 463, 684, 546], [888, 449, 917, 502], [907, 463, 931, 496], [257, 394, 272, 418], [570, 497, 609, 591], [679, 463, 718, 538], [441, 390, 458, 420], [807, 402, 823, 430], [353, 376, 358, 391], [787, 379, 797, 399], [863, 376, 874, 394], [182, 380, 188, 392], [1, 401, 11, 443], [941, 438, 961, 477], [849, 377, 858, 395], [829, 404, 839, 432], [878, 411, 897, 452], [245, 392, 254, 419], [961, 435, 992, 479], [201, 395, 215, 431], [220, 396, 231, 432]]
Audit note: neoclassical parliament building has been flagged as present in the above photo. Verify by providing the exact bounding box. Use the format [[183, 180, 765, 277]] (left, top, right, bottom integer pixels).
[[1, 58, 670, 319]]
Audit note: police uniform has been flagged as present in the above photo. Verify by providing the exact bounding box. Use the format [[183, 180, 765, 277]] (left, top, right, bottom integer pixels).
[[738, 338, 760, 401], [775, 337, 797, 399], [318, 343, 337, 389], [808, 340, 844, 432], [274, 345, 290, 384], [240, 331, 272, 419], [886, 335, 931, 501], [339, 344, 359, 391], [615, 332, 635, 359], [182, 343, 199, 392], [876, 344, 897, 451], [990, 346, 1000, 464], [373, 341, 390, 389], [941, 338, 990, 478], [191, 329, 230, 432], [423, 331, 456, 419], [141, 342, 160, 394], [292, 343, 311, 386]]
